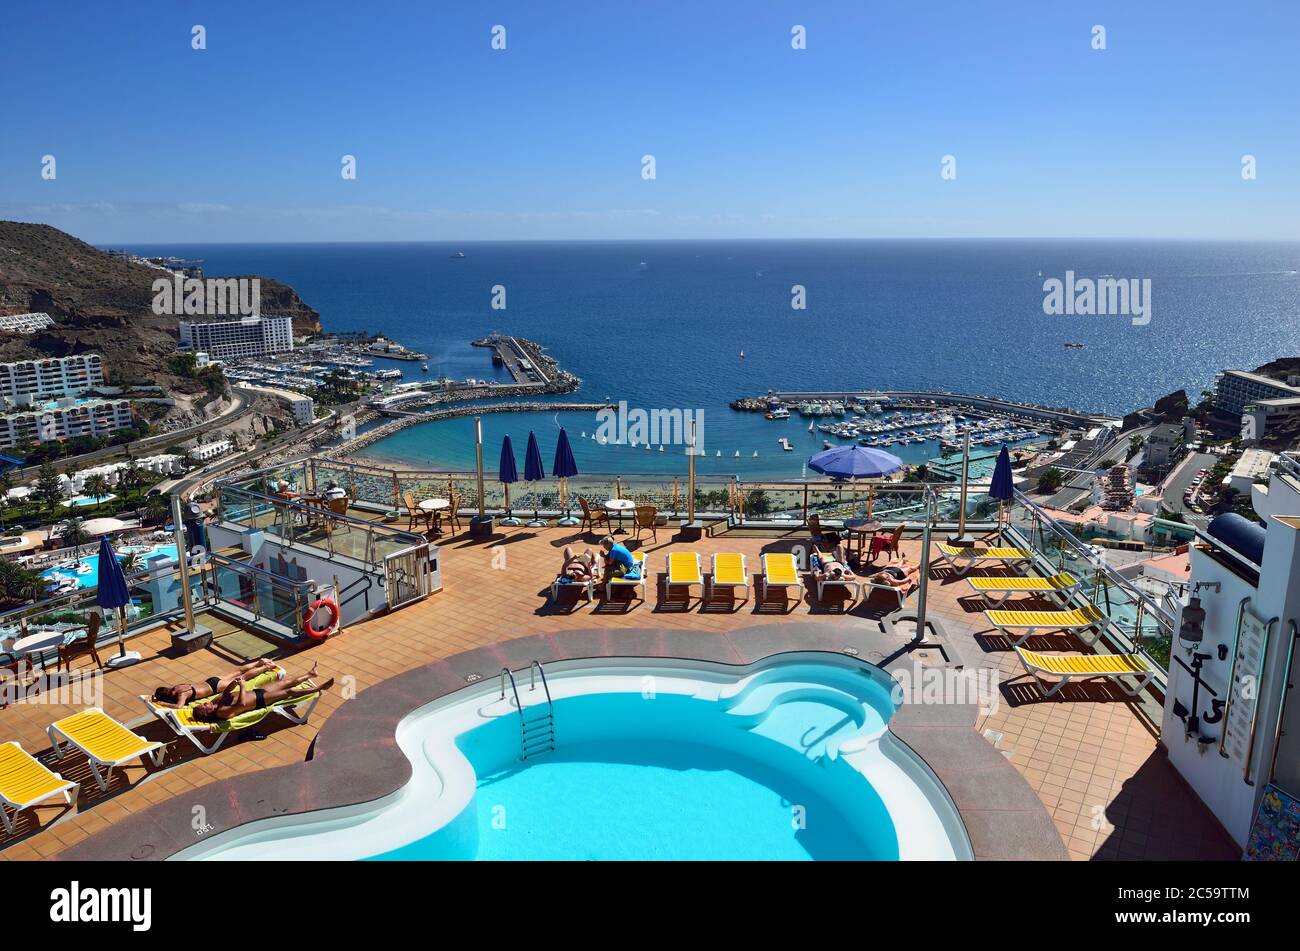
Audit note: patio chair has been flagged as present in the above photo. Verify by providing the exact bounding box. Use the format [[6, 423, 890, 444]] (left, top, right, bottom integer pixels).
[[57, 611, 104, 673], [874, 525, 905, 562], [604, 550, 647, 604], [664, 551, 704, 605], [708, 553, 749, 604], [984, 604, 1106, 648], [402, 491, 433, 534], [445, 491, 464, 533], [578, 496, 609, 535], [323, 496, 353, 537], [1015, 647, 1154, 698], [936, 542, 1034, 576], [0, 741, 79, 835], [808, 514, 839, 547], [966, 571, 1080, 608], [47, 708, 165, 792], [759, 552, 805, 611], [138, 666, 323, 755], [633, 504, 658, 543]]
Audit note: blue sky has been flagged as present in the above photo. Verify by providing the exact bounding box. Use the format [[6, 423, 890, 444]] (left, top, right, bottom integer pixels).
[[1, 0, 1297, 242]]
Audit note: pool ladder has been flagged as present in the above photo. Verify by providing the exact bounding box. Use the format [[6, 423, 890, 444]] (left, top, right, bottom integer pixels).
[[500, 661, 555, 760]]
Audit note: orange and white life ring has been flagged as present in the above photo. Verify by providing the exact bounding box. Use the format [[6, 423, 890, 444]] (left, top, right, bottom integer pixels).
[[303, 597, 339, 640]]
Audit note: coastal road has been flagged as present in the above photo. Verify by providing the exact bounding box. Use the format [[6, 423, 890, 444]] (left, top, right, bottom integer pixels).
[[1161, 450, 1217, 527]]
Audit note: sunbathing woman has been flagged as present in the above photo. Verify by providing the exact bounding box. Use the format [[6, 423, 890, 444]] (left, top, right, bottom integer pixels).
[[151, 658, 281, 708], [811, 544, 856, 582], [867, 558, 921, 589], [558, 546, 596, 584], [191, 662, 333, 723]]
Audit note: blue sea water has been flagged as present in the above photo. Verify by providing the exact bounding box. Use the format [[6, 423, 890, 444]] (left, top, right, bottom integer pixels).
[[122, 240, 1300, 477]]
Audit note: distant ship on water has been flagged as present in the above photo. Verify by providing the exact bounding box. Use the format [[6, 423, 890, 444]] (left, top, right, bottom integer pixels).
[[450, 251, 465, 259]]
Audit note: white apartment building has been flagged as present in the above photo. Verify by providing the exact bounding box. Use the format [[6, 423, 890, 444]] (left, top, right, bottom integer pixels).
[[0, 354, 106, 404], [178, 315, 294, 361], [0, 312, 54, 333], [0, 397, 133, 449], [189, 439, 232, 462]]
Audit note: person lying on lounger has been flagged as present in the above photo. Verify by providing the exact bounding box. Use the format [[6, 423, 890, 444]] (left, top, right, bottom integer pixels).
[[190, 662, 333, 723], [151, 658, 282, 708], [557, 546, 596, 584], [811, 545, 856, 582], [867, 558, 921, 589]]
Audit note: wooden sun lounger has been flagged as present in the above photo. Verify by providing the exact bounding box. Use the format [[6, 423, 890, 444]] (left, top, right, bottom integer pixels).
[[1015, 647, 1155, 697]]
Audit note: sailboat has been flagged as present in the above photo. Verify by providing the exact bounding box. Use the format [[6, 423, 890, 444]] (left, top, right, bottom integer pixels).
[[808, 421, 814, 434], [739, 350, 745, 359]]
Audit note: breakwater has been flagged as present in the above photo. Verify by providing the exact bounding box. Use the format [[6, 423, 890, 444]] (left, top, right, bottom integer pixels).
[[335, 400, 613, 457]]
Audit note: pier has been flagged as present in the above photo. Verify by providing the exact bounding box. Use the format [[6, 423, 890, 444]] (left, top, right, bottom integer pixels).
[[338, 400, 614, 455], [473, 334, 553, 385], [747, 389, 1117, 429]]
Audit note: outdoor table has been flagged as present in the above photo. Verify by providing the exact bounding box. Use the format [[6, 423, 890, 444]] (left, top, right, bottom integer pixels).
[[419, 498, 450, 535], [844, 520, 883, 563], [605, 499, 635, 535]]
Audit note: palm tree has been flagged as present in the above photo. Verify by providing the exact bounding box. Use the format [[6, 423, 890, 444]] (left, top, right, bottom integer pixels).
[[143, 493, 169, 525], [120, 463, 145, 491], [60, 517, 89, 557], [118, 550, 143, 576], [84, 473, 111, 508]]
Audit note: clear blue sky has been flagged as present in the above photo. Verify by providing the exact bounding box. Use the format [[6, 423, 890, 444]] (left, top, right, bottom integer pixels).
[[1, 0, 1297, 242]]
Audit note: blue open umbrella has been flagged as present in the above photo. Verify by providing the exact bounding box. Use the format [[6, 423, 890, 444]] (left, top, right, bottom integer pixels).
[[553, 428, 580, 526], [989, 444, 1014, 525], [523, 431, 547, 527], [95, 533, 134, 664], [498, 435, 521, 526], [807, 445, 903, 521]]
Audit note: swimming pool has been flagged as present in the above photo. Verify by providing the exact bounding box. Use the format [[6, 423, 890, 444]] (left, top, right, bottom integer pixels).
[[61, 493, 118, 507], [41, 543, 178, 590], [175, 655, 971, 861]]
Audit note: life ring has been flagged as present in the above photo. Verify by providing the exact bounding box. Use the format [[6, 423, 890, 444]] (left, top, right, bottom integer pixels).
[[303, 597, 339, 640]]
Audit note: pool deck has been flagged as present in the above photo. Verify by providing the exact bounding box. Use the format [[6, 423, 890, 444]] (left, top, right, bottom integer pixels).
[[1, 524, 1237, 861]]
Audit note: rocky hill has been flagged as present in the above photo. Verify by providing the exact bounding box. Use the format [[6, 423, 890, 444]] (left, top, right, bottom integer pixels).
[[0, 220, 320, 398]]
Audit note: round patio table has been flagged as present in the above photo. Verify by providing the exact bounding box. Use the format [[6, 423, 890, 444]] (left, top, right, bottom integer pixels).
[[604, 498, 635, 535], [419, 498, 450, 534], [844, 520, 883, 563]]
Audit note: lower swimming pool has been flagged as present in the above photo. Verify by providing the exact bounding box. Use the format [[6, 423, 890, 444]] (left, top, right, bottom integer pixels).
[[175, 655, 971, 861]]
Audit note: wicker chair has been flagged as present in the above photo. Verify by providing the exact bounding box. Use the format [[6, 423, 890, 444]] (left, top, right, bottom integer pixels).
[[402, 491, 433, 533], [444, 491, 463, 534], [633, 504, 658, 543], [57, 612, 105, 673], [578, 496, 609, 534]]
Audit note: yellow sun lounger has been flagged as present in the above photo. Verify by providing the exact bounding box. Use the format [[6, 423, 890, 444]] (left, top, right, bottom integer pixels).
[[47, 708, 165, 792], [0, 741, 79, 835], [937, 543, 1034, 576], [664, 551, 704, 602], [967, 571, 1080, 607], [759, 552, 805, 610], [708, 553, 749, 602], [604, 550, 647, 604], [1015, 647, 1154, 697], [139, 667, 321, 755], [985, 604, 1106, 647]]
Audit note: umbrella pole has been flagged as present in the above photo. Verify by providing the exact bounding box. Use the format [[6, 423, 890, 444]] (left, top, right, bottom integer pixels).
[[501, 483, 520, 526], [527, 480, 545, 527]]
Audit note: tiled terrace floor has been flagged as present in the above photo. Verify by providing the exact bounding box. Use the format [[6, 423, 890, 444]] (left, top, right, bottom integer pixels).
[[0, 522, 1238, 860]]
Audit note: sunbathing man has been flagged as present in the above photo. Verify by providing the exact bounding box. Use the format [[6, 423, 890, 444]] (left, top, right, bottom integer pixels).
[[557, 546, 596, 584], [811, 544, 856, 582], [191, 662, 333, 723], [867, 558, 921, 590], [151, 658, 281, 708]]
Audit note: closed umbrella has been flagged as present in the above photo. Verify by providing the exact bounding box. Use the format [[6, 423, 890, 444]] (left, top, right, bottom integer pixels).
[[989, 443, 1015, 527], [95, 533, 139, 668], [807, 445, 903, 521], [499, 435, 521, 526], [553, 428, 580, 526], [523, 431, 547, 527]]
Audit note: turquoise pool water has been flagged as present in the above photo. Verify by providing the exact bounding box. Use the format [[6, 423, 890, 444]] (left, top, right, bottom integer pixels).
[[62, 494, 118, 507], [41, 544, 178, 590], [178, 658, 969, 861]]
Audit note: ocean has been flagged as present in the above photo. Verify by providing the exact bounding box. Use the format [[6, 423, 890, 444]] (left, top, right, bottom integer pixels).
[[121, 240, 1300, 478]]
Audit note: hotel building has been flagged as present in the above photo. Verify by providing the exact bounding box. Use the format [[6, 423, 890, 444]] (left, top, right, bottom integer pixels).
[[0, 397, 134, 449], [178, 314, 294, 361], [0, 354, 106, 405], [1215, 368, 1300, 417]]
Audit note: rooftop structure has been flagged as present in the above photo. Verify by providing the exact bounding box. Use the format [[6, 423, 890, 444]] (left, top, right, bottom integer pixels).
[[0, 312, 54, 334]]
